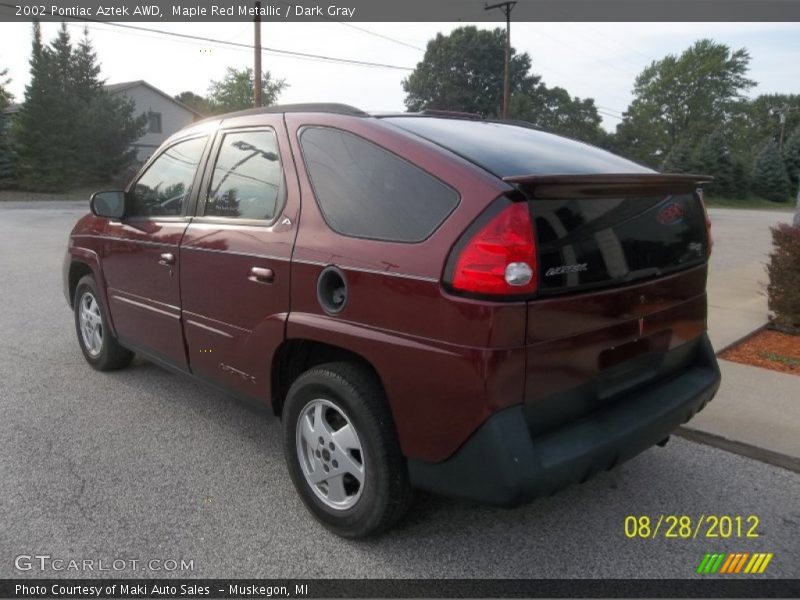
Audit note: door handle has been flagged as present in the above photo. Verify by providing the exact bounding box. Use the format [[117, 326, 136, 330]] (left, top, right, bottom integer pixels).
[[158, 253, 176, 266], [248, 266, 274, 284]]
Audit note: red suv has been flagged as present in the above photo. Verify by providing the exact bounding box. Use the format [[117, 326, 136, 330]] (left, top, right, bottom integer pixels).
[[64, 104, 720, 537]]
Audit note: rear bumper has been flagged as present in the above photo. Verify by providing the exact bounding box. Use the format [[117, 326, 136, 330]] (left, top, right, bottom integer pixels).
[[407, 333, 720, 506]]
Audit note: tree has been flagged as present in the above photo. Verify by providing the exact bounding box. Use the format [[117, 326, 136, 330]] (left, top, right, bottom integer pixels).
[[731, 160, 750, 199], [615, 39, 755, 167], [692, 130, 736, 197], [13, 22, 145, 189], [403, 26, 538, 117], [509, 84, 604, 144], [0, 67, 14, 187], [0, 67, 11, 109], [728, 94, 800, 161], [12, 20, 58, 187], [660, 139, 695, 173], [752, 141, 791, 202], [784, 128, 800, 226], [783, 127, 800, 183], [71, 27, 103, 103], [207, 67, 286, 114], [175, 91, 212, 116]]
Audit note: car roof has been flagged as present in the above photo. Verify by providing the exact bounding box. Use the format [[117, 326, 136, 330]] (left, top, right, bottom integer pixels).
[[176, 104, 651, 179]]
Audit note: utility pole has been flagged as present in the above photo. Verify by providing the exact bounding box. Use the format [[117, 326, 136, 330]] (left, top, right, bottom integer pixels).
[[770, 104, 798, 151], [484, 1, 516, 119], [254, 1, 262, 108]]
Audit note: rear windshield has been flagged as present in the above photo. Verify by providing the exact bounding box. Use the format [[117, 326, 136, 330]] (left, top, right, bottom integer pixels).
[[533, 192, 708, 295], [382, 117, 651, 178]]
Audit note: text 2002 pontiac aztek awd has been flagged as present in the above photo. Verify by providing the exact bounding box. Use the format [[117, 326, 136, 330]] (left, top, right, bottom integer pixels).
[[64, 104, 721, 537]]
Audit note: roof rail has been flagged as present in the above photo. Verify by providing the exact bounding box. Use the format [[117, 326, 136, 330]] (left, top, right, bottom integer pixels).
[[418, 109, 484, 120], [217, 103, 368, 120]]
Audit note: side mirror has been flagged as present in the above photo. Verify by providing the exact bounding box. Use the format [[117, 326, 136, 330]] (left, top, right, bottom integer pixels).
[[90, 191, 126, 219]]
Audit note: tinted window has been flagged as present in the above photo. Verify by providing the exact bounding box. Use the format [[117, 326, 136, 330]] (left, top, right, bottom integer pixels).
[[300, 127, 458, 242], [534, 193, 707, 294], [204, 130, 283, 220], [383, 117, 652, 178], [130, 136, 207, 217]]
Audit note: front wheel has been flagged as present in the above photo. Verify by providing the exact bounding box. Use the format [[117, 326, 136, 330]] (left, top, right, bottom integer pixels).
[[74, 275, 134, 371], [282, 362, 412, 537]]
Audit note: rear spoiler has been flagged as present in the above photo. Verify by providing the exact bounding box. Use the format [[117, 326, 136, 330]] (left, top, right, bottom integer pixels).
[[502, 173, 713, 199]]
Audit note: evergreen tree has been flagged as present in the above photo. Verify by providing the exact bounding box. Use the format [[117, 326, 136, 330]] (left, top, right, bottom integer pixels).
[[752, 141, 791, 202], [71, 27, 103, 102], [783, 127, 800, 184], [0, 67, 14, 187], [692, 130, 736, 197], [660, 139, 695, 173], [731, 160, 750, 199], [11, 21, 59, 188], [0, 67, 11, 108], [13, 22, 145, 190]]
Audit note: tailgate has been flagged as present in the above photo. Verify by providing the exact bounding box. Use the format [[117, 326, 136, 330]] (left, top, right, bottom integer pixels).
[[509, 173, 714, 435]]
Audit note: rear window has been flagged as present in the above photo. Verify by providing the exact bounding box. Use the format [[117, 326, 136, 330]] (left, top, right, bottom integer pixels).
[[533, 192, 708, 295], [299, 127, 459, 242], [383, 117, 651, 178]]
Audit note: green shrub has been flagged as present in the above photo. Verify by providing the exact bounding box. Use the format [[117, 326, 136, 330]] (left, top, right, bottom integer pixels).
[[766, 223, 800, 333]]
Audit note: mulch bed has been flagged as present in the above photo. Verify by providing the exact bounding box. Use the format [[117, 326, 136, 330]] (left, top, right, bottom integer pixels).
[[720, 328, 800, 376]]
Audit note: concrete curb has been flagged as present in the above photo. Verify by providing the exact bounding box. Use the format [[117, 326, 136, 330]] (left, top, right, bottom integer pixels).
[[675, 426, 800, 474], [713, 323, 768, 356]]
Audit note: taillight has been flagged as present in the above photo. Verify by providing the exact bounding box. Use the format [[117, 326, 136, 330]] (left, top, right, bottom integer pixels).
[[697, 187, 713, 256], [448, 201, 537, 296]]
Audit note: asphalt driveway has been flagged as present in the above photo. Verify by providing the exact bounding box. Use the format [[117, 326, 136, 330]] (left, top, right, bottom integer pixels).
[[1, 201, 798, 579]]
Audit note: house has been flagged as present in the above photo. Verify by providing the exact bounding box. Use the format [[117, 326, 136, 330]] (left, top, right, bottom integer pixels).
[[3, 80, 204, 163], [104, 80, 204, 161]]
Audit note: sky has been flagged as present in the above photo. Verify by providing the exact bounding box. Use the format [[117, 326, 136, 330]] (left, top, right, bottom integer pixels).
[[1, 20, 798, 131]]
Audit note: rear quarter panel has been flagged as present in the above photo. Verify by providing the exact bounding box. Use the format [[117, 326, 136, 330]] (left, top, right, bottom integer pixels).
[[283, 113, 528, 461]]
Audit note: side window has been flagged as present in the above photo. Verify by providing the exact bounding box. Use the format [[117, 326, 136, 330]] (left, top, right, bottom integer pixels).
[[204, 129, 284, 221], [129, 136, 207, 218], [299, 127, 459, 242]]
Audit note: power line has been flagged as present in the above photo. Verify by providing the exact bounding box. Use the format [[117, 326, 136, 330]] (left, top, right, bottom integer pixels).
[[335, 22, 425, 52], [597, 105, 625, 116], [0, 6, 414, 71], [598, 110, 623, 121], [270, 0, 426, 51], [100, 21, 414, 70]]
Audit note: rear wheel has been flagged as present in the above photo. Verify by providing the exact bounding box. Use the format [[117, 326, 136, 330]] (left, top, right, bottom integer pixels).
[[74, 275, 134, 371], [282, 362, 412, 537]]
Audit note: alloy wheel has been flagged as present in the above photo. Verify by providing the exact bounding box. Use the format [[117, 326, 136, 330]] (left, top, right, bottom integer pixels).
[[295, 398, 365, 510]]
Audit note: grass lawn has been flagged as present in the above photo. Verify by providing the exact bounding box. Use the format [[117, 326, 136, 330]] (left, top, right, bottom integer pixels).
[[704, 194, 796, 211]]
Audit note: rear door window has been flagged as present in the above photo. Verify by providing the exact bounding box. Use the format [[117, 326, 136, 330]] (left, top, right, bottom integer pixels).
[[204, 129, 284, 221], [299, 127, 459, 242]]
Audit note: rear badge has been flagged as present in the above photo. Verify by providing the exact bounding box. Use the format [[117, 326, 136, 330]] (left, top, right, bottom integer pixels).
[[657, 201, 685, 225], [545, 263, 588, 276]]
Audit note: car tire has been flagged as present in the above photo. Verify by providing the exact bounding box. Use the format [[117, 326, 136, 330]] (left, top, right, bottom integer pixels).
[[74, 274, 134, 371], [283, 361, 413, 538]]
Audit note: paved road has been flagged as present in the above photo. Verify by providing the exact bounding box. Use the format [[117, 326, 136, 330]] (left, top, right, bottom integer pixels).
[[1, 202, 798, 579]]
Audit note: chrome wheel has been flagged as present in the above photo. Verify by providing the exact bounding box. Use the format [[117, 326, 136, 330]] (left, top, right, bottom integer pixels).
[[78, 291, 103, 357], [296, 398, 365, 510]]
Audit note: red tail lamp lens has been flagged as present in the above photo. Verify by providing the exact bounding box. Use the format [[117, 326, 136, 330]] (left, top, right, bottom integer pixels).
[[452, 202, 537, 295]]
